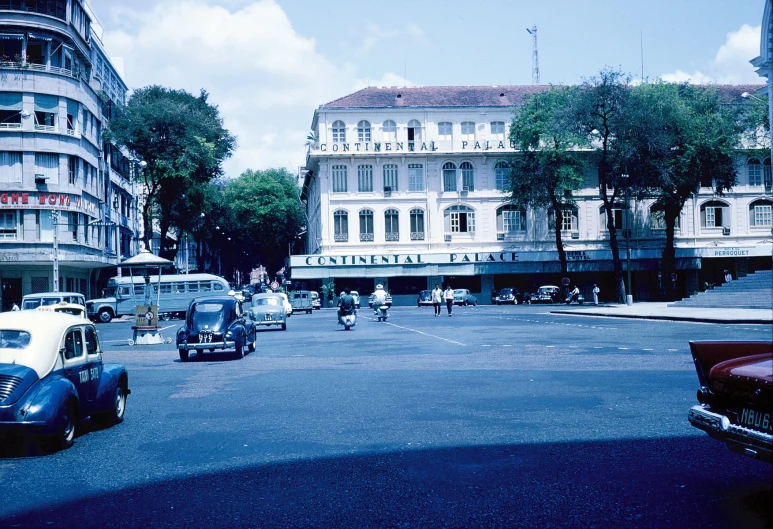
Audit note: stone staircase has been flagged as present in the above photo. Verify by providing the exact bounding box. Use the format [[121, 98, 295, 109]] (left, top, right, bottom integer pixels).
[[669, 269, 773, 309]]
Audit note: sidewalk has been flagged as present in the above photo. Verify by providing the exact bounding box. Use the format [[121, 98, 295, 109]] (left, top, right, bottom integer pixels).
[[550, 302, 773, 324]]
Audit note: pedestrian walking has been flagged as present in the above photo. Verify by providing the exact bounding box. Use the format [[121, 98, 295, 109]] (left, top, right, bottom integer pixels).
[[592, 284, 600, 305], [444, 284, 455, 316], [724, 270, 732, 283], [431, 283, 443, 316]]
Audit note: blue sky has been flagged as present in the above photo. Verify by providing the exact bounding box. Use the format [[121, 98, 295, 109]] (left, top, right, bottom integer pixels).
[[90, 0, 767, 177]]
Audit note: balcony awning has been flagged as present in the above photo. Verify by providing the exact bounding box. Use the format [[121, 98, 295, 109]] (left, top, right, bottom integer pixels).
[[0, 92, 23, 111], [0, 34, 24, 40], [28, 34, 53, 42]]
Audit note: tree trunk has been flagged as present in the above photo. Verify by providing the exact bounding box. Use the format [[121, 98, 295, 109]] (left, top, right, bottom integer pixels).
[[605, 207, 626, 303], [660, 203, 682, 301], [550, 194, 568, 274], [141, 196, 153, 252]]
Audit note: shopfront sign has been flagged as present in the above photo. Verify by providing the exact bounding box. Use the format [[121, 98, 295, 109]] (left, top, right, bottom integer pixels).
[[315, 139, 517, 153], [294, 252, 522, 267], [0, 191, 98, 215]]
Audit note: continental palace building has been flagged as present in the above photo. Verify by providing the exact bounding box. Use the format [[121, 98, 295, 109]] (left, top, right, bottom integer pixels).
[[0, 0, 139, 310], [294, 86, 772, 305]]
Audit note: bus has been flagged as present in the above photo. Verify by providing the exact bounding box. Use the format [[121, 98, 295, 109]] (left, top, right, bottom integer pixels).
[[86, 274, 230, 323]]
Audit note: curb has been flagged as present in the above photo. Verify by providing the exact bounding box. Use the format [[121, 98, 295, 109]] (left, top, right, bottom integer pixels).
[[549, 310, 772, 325]]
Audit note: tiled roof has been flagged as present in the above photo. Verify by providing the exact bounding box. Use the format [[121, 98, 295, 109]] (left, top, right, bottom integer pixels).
[[319, 84, 766, 110]]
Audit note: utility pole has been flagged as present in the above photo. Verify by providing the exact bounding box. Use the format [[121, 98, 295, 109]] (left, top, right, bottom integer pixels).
[[52, 210, 60, 292], [526, 25, 540, 85]]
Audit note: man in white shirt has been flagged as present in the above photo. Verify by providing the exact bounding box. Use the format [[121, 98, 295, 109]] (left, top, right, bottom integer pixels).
[[431, 284, 443, 317], [372, 284, 387, 315], [443, 285, 455, 316]]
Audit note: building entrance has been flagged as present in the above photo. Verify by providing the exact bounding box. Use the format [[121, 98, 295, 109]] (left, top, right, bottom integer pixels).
[[1, 277, 22, 311]]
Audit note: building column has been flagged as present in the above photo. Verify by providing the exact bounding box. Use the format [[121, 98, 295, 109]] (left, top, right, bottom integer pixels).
[[481, 274, 495, 304]]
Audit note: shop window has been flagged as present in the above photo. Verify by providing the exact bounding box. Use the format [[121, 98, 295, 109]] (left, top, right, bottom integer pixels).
[[444, 205, 475, 233], [442, 162, 457, 192], [334, 210, 348, 242], [408, 164, 424, 191], [749, 199, 773, 227], [359, 210, 374, 242]]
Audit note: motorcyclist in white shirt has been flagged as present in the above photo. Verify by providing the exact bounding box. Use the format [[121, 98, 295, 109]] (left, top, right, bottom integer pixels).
[[372, 284, 388, 315]]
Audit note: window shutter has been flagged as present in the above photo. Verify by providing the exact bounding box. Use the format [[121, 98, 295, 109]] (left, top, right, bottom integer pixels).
[[700, 208, 706, 227], [721, 207, 730, 227]]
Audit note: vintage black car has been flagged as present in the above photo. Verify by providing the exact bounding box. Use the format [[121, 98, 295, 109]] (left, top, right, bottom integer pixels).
[[176, 296, 256, 362], [496, 288, 522, 305], [417, 290, 433, 307]]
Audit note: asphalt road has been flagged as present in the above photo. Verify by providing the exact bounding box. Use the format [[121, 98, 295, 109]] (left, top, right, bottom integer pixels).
[[1, 305, 771, 528]]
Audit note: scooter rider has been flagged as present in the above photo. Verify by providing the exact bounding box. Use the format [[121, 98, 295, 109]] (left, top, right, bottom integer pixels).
[[338, 287, 356, 318], [372, 284, 387, 315], [568, 285, 580, 303]]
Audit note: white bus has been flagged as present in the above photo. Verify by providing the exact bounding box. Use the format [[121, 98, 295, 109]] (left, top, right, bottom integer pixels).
[[86, 274, 230, 323]]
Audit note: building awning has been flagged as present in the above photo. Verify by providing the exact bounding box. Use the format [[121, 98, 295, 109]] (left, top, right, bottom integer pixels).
[[0, 34, 24, 40], [28, 34, 52, 41], [0, 92, 23, 111]]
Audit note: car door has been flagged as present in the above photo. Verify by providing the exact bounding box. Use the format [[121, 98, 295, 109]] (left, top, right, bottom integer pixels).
[[84, 325, 102, 405], [62, 327, 90, 412]]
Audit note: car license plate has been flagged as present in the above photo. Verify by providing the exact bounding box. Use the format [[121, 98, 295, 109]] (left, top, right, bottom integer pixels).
[[265, 314, 272, 321], [199, 333, 212, 343], [739, 408, 773, 432]]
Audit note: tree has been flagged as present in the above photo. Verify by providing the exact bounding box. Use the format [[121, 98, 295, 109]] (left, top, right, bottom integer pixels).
[[629, 82, 743, 296], [570, 68, 641, 303], [221, 168, 305, 275], [508, 85, 585, 274], [106, 86, 236, 259]]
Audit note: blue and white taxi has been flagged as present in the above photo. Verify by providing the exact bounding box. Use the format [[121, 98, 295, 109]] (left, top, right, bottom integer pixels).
[[0, 311, 130, 451]]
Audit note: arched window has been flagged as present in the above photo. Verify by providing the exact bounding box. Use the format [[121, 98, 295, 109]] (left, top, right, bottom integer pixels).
[[442, 162, 457, 192], [357, 120, 371, 142], [460, 161, 474, 191], [410, 209, 425, 240], [359, 209, 374, 241], [700, 200, 730, 228], [496, 205, 526, 233], [494, 161, 509, 191], [407, 119, 422, 142], [748, 158, 762, 186], [599, 205, 626, 231], [333, 210, 348, 242], [649, 205, 680, 230], [382, 120, 396, 142], [749, 199, 773, 227], [332, 120, 346, 143], [444, 205, 475, 233], [331, 165, 348, 193], [385, 209, 399, 241], [549, 206, 579, 232]]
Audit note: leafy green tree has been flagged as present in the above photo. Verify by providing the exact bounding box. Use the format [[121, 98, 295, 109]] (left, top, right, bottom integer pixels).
[[106, 86, 236, 259], [221, 168, 305, 274], [630, 82, 743, 295], [508, 86, 585, 274]]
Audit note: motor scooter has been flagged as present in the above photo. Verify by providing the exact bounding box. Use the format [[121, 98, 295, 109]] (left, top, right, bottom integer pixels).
[[338, 309, 357, 330], [565, 292, 585, 305], [374, 304, 389, 322]]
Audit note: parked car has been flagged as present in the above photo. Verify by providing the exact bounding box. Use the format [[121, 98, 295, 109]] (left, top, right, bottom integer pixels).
[[496, 288, 522, 305], [532, 285, 561, 304], [369, 291, 393, 308], [290, 290, 313, 314], [176, 296, 256, 362], [453, 289, 477, 306], [0, 311, 130, 451], [248, 293, 287, 331], [22, 292, 86, 311], [351, 290, 361, 309], [417, 290, 433, 307], [688, 340, 772, 463], [310, 291, 321, 310]]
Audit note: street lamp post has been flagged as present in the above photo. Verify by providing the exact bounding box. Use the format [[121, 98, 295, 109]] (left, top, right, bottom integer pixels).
[[52, 210, 60, 293], [621, 173, 632, 305]]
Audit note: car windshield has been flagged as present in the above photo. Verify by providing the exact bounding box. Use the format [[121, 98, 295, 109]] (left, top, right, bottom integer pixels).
[[0, 330, 32, 349], [255, 297, 281, 307], [191, 303, 226, 328], [21, 299, 41, 309], [501, 289, 512, 295], [537, 287, 553, 294]]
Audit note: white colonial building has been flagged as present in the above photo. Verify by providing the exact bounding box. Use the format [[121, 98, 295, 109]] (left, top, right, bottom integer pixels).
[[0, 1, 139, 310], [293, 85, 772, 304]]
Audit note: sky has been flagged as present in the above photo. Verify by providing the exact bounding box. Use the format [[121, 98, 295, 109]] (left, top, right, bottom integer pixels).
[[89, 0, 768, 179]]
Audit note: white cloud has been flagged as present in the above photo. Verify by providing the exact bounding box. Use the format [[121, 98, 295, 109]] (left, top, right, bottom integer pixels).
[[358, 23, 427, 55], [102, 0, 391, 176], [354, 72, 416, 90], [660, 24, 762, 84]]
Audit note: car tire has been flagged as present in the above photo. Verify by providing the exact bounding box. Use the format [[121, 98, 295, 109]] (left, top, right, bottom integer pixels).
[[281, 323, 287, 331], [248, 334, 256, 353], [57, 402, 76, 450], [99, 384, 127, 425], [179, 348, 189, 362], [579, 300, 584, 305], [97, 308, 113, 324], [473, 300, 477, 306], [235, 340, 244, 359], [464, 300, 469, 306]]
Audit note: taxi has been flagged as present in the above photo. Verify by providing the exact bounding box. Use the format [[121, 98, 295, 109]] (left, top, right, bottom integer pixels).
[[0, 311, 130, 451], [35, 301, 88, 319]]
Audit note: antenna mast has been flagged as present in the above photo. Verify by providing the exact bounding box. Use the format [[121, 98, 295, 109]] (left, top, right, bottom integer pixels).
[[526, 26, 540, 85]]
